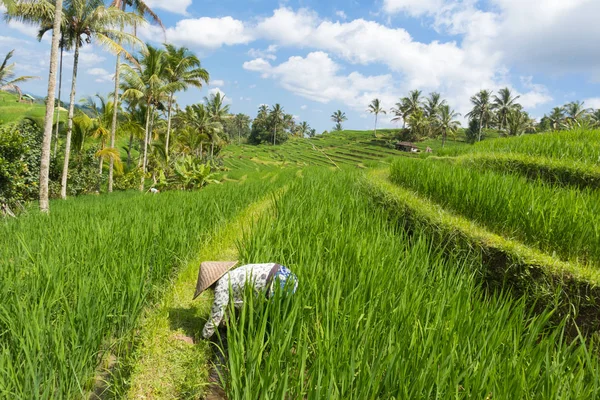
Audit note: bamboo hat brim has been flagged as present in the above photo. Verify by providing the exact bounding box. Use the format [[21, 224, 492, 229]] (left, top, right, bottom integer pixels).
[[193, 261, 239, 299]]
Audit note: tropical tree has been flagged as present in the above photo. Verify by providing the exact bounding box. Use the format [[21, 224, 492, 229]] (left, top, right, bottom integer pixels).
[[564, 101, 590, 128], [204, 91, 230, 123], [466, 89, 493, 142], [590, 109, 600, 128], [7, 0, 143, 199], [547, 107, 565, 131], [330, 110, 347, 131], [269, 103, 285, 145], [406, 108, 428, 139], [231, 113, 252, 144], [121, 44, 168, 190], [0, 50, 38, 101], [493, 87, 521, 131], [108, 0, 163, 193], [40, 0, 63, 213], [176, 104, 222, 158], [368, 98, 386, 137], [424, 92, 446, 120], [297, 121, 310, 138], [163, 44, 209, 159], [436, 105, 461, 147], [506, 109, 535, 136]]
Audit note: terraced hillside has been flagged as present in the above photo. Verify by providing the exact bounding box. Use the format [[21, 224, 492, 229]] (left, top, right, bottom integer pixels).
[[222, 130, 415, 169]]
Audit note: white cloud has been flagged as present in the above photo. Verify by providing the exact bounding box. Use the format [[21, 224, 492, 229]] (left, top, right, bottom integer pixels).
[[87, 67, 114, 83], [210, 79, 225, 87], [585, 98, 600, 110], [300, 105, 307, 110], [249, 84, 257, 89], [6, 20, 39, 38], [141, 16, 253, 49], [335, 10, 347, 20], [243, 52, 398, 111], [248, 45, 278, 61], [383, 0, 445, 16], [208, 87, 232, 104], [144, 0, 192, 15]]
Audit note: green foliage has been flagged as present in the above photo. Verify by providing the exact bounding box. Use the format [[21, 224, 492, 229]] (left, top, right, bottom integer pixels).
[[224, 170, 600, 398], [172, 156, 219, 190], [114, 167, 145, 191], [390, 158, 600, 266], [0, 119, 42, 208]]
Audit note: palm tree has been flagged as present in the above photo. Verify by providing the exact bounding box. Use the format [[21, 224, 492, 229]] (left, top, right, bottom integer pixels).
[[407, 108, 428, 139], [204, 92, 230, 123], [121, 44, 168, 190], [7, 0, 142, 199], [564, 101, 590, 128], [466, 89, 493, 142], [232, 113, 251, 144], [506, 109, 535, 136], [368, 98, 386, 137], [107, 0, 162, 193], [40, 0, 63, 213], [590, 109, 600, 128], [436, 105, 461, 147], [424, 92, 446, 119], [269, 103, 284, 145], [492, 87, 521, 131], [163, 44, 209, 160], [330, 110, 347, 131], [0, 50, 38, 101], [177, 104, 222, 158], [297, 121, 310, 138], [547, 107, 565, 131]]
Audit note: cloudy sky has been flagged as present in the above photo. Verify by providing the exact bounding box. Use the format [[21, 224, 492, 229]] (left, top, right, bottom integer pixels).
[[1, 0, 600, 131]]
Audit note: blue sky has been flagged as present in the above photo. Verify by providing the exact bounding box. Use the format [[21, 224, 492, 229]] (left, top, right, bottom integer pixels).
[[2, 0, 600, 132]]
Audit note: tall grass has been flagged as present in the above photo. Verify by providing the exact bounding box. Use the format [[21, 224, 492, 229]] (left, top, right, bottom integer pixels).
[[223, 170, 600, 398], [0, 171, 289, 398], [390, 158, 600, 266], [471, 129, 600, 164]]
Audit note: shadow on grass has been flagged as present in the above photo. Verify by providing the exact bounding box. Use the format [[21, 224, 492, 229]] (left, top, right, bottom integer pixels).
[[168, 306, 207, 341]]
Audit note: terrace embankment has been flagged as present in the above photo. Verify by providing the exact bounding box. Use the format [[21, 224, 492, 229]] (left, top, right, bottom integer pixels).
[[365, 168, 600, 335]]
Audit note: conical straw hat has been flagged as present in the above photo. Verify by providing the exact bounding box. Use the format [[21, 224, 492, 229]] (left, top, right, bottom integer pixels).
[[193, 261, 239, 299]]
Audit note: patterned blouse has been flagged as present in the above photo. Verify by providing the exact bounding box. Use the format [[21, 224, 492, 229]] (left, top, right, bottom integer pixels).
[[202, 263, 295, 339]]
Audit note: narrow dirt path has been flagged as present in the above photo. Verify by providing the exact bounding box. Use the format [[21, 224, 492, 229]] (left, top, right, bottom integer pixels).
[[124, 187, 286, 399]]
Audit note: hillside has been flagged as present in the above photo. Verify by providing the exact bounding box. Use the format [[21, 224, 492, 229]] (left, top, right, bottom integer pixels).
[[0, 91, 67, 124]]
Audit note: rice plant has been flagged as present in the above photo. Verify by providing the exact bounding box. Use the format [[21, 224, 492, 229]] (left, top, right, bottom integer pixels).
[[223, 169, 600, 399], [389, 158, 600, 266], [0, 169, 290, 398]]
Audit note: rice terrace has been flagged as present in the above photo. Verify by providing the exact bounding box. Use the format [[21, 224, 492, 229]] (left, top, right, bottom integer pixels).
[[1, 0, 600, 399]]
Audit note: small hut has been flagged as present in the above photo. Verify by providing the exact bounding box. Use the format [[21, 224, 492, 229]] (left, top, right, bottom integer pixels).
[[395, 141, 419, 152]]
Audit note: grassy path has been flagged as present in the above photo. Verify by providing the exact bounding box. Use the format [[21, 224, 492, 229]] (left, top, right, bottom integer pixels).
[[121, 188, 286, 399]]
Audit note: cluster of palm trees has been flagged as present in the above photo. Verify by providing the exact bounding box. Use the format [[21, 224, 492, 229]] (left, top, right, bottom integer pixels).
[[2, 0, 163, 211], [249, 103, 314, 144], [540, 101, 600, 131]]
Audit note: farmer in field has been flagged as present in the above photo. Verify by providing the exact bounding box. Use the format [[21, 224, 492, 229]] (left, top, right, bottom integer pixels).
[[193, 261, 298, 339]]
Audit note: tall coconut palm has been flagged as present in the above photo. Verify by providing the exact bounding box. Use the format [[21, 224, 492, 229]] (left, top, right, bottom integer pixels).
[[0, 49, 38, 101], [205, 92, 230, 122], [7, 0, 142, 199], [492, 87, 521, 131], [466, 89, 493, 142], [108, 0, 162, 193], [424, 92, 446, 120], [506, 109, 535, 136], [163, 44, 209, 160], [564, 101, 590, 128], [297, 121, 310, 138], [547, 107, 565, 131], [330, 110, 347, 131], [269, 103, 284, 145], [39, 0, 63, 213], [590, 109, 600, 128], [368, 98, 386, 137], [436, 105, 461, 147], [121, 44, 168, 190], [232, 113, 251, 144]]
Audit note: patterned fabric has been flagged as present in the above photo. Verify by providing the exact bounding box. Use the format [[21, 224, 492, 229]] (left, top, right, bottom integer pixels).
[[268, 265, 298, 298], [202, 263, 298, 339]]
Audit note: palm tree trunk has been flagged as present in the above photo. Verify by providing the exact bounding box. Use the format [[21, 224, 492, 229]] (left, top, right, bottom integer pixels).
[[60, 38, 80, 200], [108, 51, 121, 193], [273, 126, 276, 145], [200, 142, 203, 160], [53, 44, 64, 159], [39, 0, 63, 213], [165, 92, 174, 161], [127, 132, 133, 169], [374, 114, 378, 137], [140, 103, 151, 191], [442, 128, 446, 148], [478, 110, 483, 142]]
